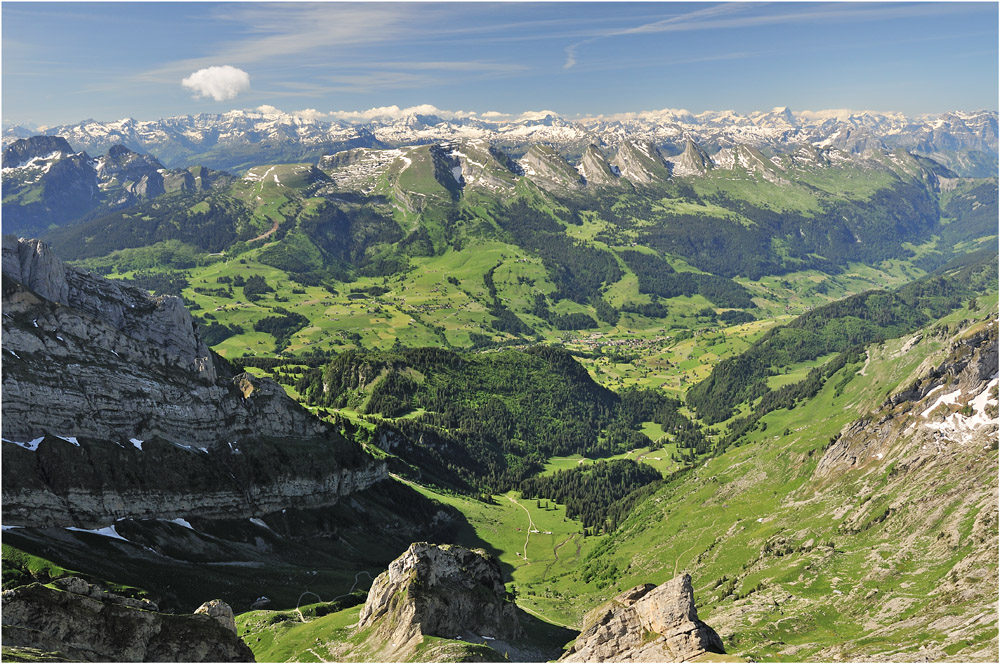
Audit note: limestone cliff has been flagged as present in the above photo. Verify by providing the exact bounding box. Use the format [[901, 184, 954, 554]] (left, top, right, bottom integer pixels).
[[577, 144, 620, 186], [1, 235, 384, 527], [519, 144, 585, 192], [1, 579, 254, 662], [560, 574, 725, 662], [610, 141, 672, 184]]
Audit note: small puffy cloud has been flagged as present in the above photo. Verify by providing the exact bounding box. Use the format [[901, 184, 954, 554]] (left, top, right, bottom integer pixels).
[[182, 66, 251, 101], [255, 104, 281, 115]]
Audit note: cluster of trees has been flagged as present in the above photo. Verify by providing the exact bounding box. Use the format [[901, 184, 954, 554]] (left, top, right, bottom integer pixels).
[[494, 200, 622, 304], [197, 319, 244, 346], [239, 274, 272, 296], [293, 346, 707, 492], [519, 459, 662, 532], [619, 250, 754, 309], [552, 312, 599, 330], [483, 264, 533, 335], [252, 307, 309, 351], [123, 271, 189, 296]]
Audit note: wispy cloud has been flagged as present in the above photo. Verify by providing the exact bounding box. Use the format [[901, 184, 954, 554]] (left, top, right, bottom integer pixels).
[[138, 3, 421, 82], [562, 1, 985, 69]]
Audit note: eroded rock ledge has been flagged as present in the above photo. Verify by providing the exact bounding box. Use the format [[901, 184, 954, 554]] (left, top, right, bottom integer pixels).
[[560, 573, 725, 662], [1, 578, 254, 662]]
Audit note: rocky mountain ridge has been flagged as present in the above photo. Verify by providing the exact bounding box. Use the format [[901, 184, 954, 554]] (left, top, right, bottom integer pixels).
[[1, 235, 385, 527], [5, 107, 995, 175], [1, 136, 233, 235]]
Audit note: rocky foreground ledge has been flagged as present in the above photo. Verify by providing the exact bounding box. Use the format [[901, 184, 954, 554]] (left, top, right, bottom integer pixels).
[[355, 542, 521, 660], [1, 578, 254, 662], [560, 573, 726, 662]]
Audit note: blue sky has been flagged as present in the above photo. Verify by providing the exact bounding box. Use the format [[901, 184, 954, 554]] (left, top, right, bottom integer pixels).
[[3, 1, 997, 127]]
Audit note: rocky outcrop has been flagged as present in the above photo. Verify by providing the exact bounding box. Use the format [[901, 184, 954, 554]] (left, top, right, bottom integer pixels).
[[560, 574, 725, 662], [1, 580, 254, 662], [1, 236, 387, 527], [194, 599, 238, 635], [520, 144, 585, 191], [816, 321, 998, 481], [668, 139, 714, 177], [2, 135, 76, 168], [358, 543, 520, 656], [611, 141, 671, 184], [577, 144, 620, 186]]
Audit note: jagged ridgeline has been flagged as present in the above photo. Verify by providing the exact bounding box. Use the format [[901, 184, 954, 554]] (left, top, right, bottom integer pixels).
[[4, 131, 990, 361], [295, 346, 703, 492]]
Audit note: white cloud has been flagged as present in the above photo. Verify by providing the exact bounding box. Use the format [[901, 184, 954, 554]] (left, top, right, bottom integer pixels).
[[517, 110, 560, 121], [327, 104, 476, 122], [292, 108, 330, 122], [181, 65, 251, 101]]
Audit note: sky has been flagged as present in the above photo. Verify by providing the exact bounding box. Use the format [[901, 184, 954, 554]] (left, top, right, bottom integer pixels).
[[2, 1, 998, 128]]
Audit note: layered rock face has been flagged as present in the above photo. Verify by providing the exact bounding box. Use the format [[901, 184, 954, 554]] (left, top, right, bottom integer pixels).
[[1, 579, 254, 662], [1, 235, 385, 527], [560, 574, 725, 662], [358, 543, 521, 652]]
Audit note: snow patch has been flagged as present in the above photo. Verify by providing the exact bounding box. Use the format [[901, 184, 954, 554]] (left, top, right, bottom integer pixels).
[[66, 525, 129, 541], [56, 435, 80, 447], [169, 518, 195, 530], [2, 437, 44, 451], [129, 438, 144, 451], [249, 517, 273, 531]]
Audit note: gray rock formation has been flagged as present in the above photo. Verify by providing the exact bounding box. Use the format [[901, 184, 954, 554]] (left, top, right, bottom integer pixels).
[[358, 543, 521, 656], [194, 599, 238, 635], [577, 144, 620, 186], [611, 141, 672, 184], [1, 235, 386, 527], [1, 581, 254, 662], [519, 144, 585, 191], [668, 139, 714, 177], [560, 574, 725, 662]]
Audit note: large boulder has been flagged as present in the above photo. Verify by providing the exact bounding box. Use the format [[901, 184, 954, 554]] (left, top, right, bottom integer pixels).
[[358, 542, 521, 650], [560, 573, 725, 662]]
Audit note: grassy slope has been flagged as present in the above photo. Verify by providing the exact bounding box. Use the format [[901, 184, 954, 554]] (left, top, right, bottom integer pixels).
[[521, 296, 998, 661]]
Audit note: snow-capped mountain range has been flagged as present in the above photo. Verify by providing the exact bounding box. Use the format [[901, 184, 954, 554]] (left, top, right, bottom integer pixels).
[[3, 106, 996, 176]]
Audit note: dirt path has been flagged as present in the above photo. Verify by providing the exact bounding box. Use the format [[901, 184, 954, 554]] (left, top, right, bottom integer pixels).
[[332, 571, 374, 603], [294, 591, 323, 623], [305, 647, 329, 662], [507, 494, 536, 562], [249, 218, 279, 243]]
